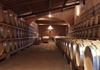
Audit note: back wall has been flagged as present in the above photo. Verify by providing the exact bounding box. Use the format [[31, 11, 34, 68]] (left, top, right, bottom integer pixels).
[[39, 25, 68, 37]]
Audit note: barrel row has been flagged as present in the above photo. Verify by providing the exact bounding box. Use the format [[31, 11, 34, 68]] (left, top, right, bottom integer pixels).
[[0, 25, 34, 39], [72, 27, 100, 38], [0, 8, 33, 30], [0, 38, 34, 58], [56, 38, 100, 70], [72, 14, 100, 30], [0, 7, 35, 61]]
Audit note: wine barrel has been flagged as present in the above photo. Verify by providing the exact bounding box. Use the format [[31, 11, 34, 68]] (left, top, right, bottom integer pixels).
[[7, 27, 13, 38], [11, 28, 15, 38], [20, 30, 23, 37], [97, 15, 100, 24], [25, 22, 28, 29], [21, 40, 23, 47], [24, 23, 26, 29], [84, 45, 100, 70], [9, 14, 15, 25], [82, 31, 85, 37], [75, 40, 92, 67], [80, 23, 82, 28], [62, 41, 66, 53], [91, 40, 100, 49], [16, 41, 19, 49], [26, 39, 29, 45], [66, 40, 71, 56], [10, 41, 15, 51], [3, 41, 10, 53], [84, 30, 87, 37], [16, 29, 21, 38], [0, 8, 4, 23], [0, 25, 8, 38], [70, 62, 73, 70], [21, 21, 24, 28], [0, 8, 10, 24], [23, 40, 26, 46], [19, 20, 22, 28], [90, 17, 95, 26], [13, 28, 17, 38], [17, 19, 20, 27], [85, 20, 88, 27], [78, 24, 80, 29], [20, 40, 23, 48], [3, 11, 10, 24], [91, 40, 100, 70], [69, 39, 77, 60], [22, 22, 24, 29], [23, 22, 26, 29], [14, 41, 18, 50], [21, 41, 24, 47], [93, 27, 98, 37], [0, 42, 4, 57], [23, 31, 26, 37], [75, 40, 84, 66], [15, 16, 18, 26], [18, 19, 22, 28], [18, 40, 22, 48], [25, 31, 27, 37], [95, 14, 100, 24], [97, 27, 100, 37], [88, 28, 92, 37], [83, 21, 86, 28], [19, 30, 22, 38]]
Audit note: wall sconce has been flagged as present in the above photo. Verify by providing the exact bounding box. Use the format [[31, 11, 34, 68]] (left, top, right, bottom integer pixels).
[[75, 5, 80, 17]]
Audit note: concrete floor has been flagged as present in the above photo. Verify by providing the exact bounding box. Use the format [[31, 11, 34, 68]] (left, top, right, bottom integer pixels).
[[0, 42, 70, 70]]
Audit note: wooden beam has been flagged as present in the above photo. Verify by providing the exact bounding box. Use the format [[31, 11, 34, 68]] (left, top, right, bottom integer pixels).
[[35, 20, 66, 23], [18, 2, 79, 18], [38, 23, 68, 25], [61, 0, 68, 12], [8, 0, 47, 7]]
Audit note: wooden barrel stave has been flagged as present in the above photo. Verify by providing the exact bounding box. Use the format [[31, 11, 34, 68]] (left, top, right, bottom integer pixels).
[[95, 14, 100, 25], [0, 42, 4, 57], [15, 40, 18, 49], [9, 14, 15, 25], [66, 41, 71, 56], [7, 27, 13, 38], [3, 11, 10, 24], [84, 46, 100, 70], [0, 8, 10, 24], [9, 41, 15, 51], [14, 16, 18, 26], [97, 27, 100, 38], [13, 28, 17, 38], [69, 40, 77, 60], [3, 41, 10, 53], [0, 25, 8, 38]]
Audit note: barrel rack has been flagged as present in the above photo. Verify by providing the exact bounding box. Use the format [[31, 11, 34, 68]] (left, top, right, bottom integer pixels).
[[55, 38, 100, 70], [0, 7, 35, 61], [65, 3, 100, 70], [69, 3, 100, 40]]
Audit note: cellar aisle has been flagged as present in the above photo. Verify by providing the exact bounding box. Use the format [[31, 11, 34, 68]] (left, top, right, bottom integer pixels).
[[0, 41, 70, 70]]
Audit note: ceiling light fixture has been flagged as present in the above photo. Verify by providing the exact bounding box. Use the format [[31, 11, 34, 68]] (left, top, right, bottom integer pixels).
[[48, 25, 53, 30], [48, 12, 52, 17], [48, 0, 53, 18]]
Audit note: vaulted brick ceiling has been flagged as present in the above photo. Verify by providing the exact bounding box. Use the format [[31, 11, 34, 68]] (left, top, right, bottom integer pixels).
[[0, 0, 79, 25]]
